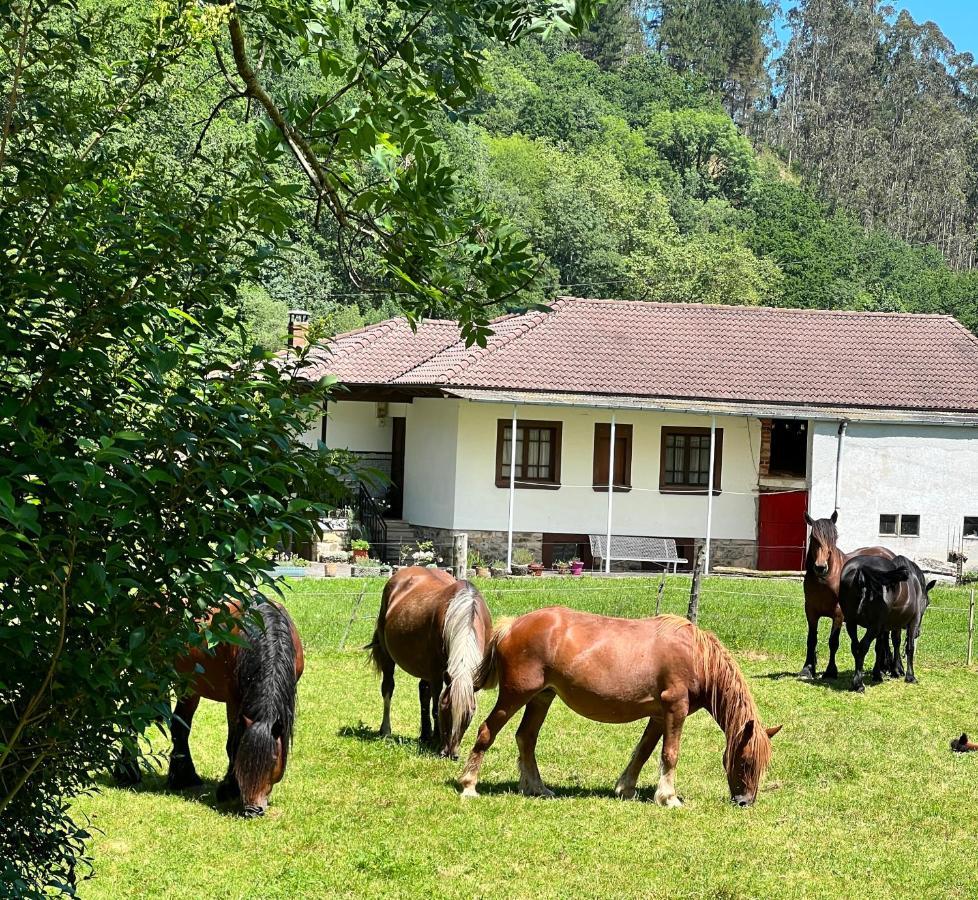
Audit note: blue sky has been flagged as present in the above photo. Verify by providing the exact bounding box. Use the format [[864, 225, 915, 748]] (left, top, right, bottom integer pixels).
[[777, 2, 978, 56]]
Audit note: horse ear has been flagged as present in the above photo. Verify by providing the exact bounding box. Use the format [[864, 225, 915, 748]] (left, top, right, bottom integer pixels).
[[804, 512, 815, 527], [242, 715, 255, 729], [830, 510, 838, 523], [766, 725, 783, 739], [926, 580, 937, 593]]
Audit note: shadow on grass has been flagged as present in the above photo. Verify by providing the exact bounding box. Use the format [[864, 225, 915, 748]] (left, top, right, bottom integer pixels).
[[443, 778, 647, 802], [96, 771, 248, 818], [337, 721, 451, 758], [757, 669, 892, 693]]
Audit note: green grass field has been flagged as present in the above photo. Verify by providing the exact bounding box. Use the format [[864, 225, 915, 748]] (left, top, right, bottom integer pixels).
[[74, 576, 978, 899]]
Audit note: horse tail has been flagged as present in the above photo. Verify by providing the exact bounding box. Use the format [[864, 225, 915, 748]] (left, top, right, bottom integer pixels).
[[234, 602, 298, 793], [474, 616, 515, 692], [367, 585, 392, 674], [443, 582, 486, 749]]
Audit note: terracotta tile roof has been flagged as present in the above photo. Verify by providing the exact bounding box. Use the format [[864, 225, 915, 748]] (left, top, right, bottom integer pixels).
[[307, 298, 978, 413]]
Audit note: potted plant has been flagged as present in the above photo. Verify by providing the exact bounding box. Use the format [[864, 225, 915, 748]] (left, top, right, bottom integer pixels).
[[555, 560, 569, 575], [350, 538, 370, 561], [489, 559, 507, 578], [528, 560, 544, 577], [411, 539, 442, 568], [321, 550, 350, 577], [353, 557, 384, 577], [570, 558, 585, 576], [469, 550, 490, 578], [272, 553, 309, 578], [511, 547, 533, 576]]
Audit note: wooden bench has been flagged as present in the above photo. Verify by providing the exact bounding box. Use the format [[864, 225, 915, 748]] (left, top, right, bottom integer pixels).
[[588, 535, 688, 573]]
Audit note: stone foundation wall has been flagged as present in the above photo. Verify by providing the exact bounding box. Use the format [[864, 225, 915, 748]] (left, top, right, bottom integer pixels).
[[410, 525, 543, 567], [694, 538, 758, 569]]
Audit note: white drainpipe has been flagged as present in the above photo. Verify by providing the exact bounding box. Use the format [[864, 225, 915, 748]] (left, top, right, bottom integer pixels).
[[834, 420, 848, 513], [605, 413, 616, 574], [705, 415, 716, 575]]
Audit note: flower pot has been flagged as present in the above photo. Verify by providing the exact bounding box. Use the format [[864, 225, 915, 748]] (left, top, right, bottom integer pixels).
[[511, 564, 530, 577], [352, 548, 369, 561], [528, 563, 544, 576], [570, 561, 584, 576], [475, 566, 490, 578], [555, 565, 569, 576]]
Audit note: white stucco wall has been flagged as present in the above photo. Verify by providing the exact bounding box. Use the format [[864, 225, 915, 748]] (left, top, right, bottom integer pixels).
[[312, 400, 408, 452], [449, 401, 761, 539], [401, 398, 459, 529], [810, 420, 978, 562]]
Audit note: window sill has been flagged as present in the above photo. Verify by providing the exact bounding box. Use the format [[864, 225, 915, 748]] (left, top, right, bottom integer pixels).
[[495, 480, 561, 491], [592, 486, 632, 493]]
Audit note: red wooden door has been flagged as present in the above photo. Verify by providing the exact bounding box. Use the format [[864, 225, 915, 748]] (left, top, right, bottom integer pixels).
[[758, 491, 808, 571]]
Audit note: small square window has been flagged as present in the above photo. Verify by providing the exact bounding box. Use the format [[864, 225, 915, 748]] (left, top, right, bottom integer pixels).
[[881, 514, 919, 537], [964, 517, 978, 539]]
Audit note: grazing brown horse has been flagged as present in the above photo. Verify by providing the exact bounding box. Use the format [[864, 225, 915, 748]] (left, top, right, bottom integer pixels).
[[460, 609, 781, 806], [801, 511, 894, 680], [369, 566, 492, 759], [118, 600, 304, 818]]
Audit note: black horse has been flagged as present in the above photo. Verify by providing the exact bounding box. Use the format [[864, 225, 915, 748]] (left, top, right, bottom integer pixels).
[[884, 555, 935, 681], [839, 555, 915, 692]]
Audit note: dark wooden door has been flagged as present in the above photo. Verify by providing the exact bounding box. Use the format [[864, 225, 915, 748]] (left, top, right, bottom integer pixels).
[[387, 417, 406, 518], [757, 490, 808, 570]]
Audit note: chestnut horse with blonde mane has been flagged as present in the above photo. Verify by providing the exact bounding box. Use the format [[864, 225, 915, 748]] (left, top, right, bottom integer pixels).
[[369, 567, 492, 759], [460, 608, 781, 806], [802, 511, 894, 680]]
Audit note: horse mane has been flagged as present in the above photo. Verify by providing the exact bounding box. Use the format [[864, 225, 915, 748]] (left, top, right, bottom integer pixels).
[[234, 601, 298, 792], [682, 619, 772, 792]]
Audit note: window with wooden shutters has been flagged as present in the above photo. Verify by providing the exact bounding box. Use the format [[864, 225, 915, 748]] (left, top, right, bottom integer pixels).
[[659, 427, 723, 494], [495, 420, 562, 489], [592, 423, 633, 491]]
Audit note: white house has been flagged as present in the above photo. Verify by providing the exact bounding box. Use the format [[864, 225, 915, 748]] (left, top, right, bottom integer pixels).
[[294, 297, 978, 572]]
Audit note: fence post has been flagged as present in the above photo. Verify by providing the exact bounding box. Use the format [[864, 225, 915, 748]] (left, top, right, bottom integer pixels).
[[968, 588, 975, 667], [686, 545, 705, 624], [655, 570, 666, 616], [453, 532, 468, 580]]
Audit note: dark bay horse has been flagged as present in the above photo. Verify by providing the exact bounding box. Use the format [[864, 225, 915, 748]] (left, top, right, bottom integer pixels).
[[839, 555, 932, 691], [369, 566, 492, 759], [951, 734, 978, 752], [460, 609, 781, 806], [118, 600, 304, 818], [801, 511, 894, 680]]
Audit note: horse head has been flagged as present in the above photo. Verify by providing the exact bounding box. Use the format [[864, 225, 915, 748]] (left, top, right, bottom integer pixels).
[[724, 721, 782, 807], [804, 510, 839, 578], [237, 714, 289, 818]]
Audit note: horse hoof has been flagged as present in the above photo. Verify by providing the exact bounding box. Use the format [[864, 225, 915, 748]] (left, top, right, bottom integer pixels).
[[167, 773, 203, 791], [821, 668, 838, 681], [798, 666, 815, 680], [460, 786, 479, 799], [905, 675, 917, 684], [614, 784, 637, 800], [853, 683, 865, 693], [654, 793, 682, 808]]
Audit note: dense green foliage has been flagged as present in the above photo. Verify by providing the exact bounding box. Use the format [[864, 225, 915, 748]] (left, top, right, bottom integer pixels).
[[74, 577, 978, 898], [219, 2, 978, 340], [0, 0, 600, 893]]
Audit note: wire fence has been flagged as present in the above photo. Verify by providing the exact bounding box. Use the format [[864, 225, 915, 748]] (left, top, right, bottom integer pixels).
[[281, 573, 977, 670]]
